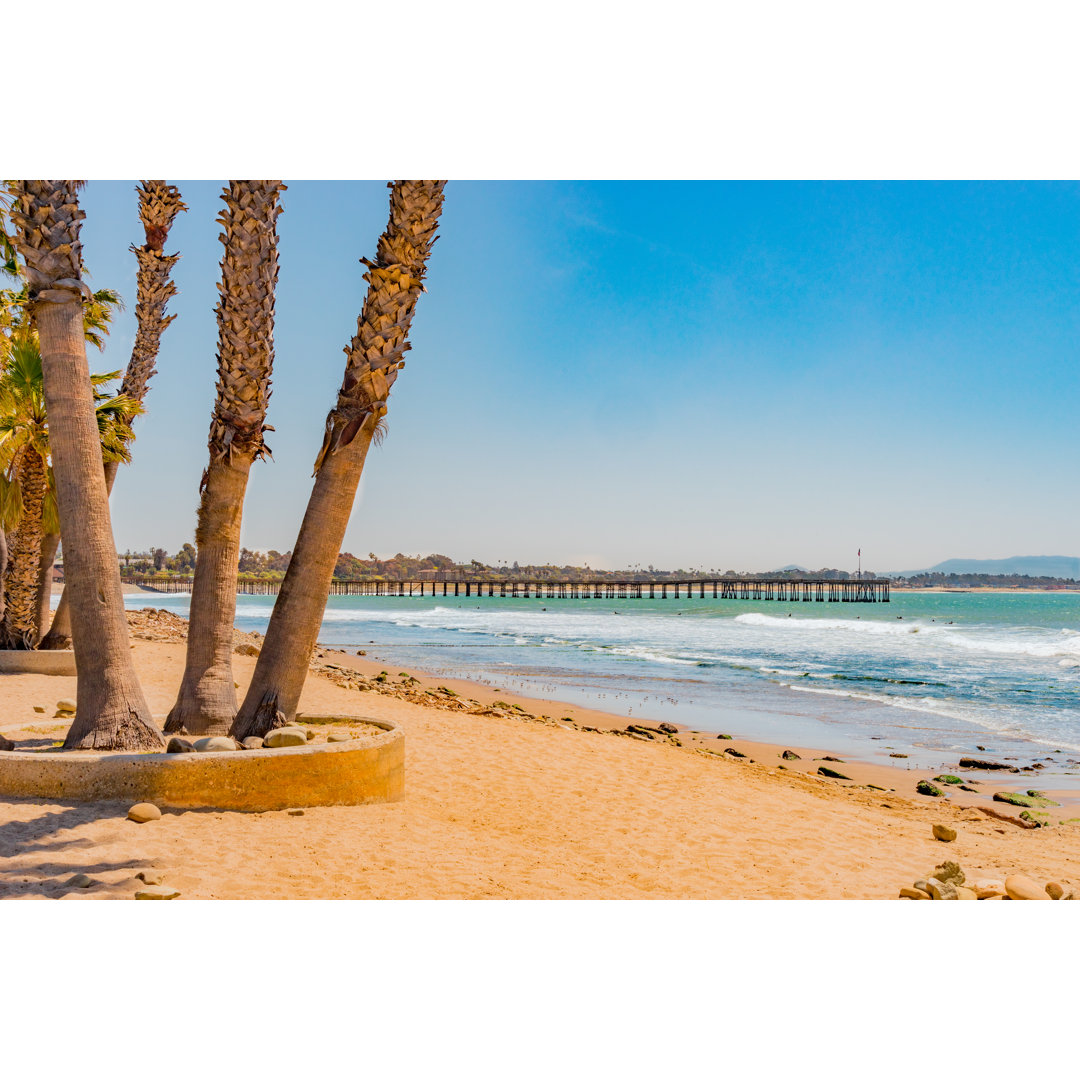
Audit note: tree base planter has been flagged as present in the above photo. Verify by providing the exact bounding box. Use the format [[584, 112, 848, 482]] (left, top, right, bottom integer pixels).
[[0, 649, 78, 676], [0, 716, 403, 811]]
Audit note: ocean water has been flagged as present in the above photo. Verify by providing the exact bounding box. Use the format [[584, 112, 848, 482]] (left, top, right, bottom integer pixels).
[[124, 589, 1080, 781]]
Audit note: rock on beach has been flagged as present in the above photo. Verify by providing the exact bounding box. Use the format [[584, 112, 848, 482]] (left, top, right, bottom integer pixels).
[[127, 803, 162, 823], [932, 824, 957, 843], [1004, 875, 1051, 900]]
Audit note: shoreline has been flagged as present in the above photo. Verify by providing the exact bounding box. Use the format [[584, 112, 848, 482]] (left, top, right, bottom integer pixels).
[[308, 639, 1080, 813], [2, 613, 1079, 897]]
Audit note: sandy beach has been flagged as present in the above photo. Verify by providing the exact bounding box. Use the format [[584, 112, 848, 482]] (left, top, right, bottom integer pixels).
[[0, 609, 1075, 899]]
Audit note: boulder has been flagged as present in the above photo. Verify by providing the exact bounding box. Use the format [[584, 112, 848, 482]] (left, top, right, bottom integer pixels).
[[265, 727, 308, 748], [166, 737, 196, 754], [193, 736, 238, 752], [241, 736, 265, 750], [932, 861, 965, 885], [781, 750, 801, 760], [821, 756, 845, 763], [958, 757, 1019, 772], [993, 791, 1059, 808], [716, 733, 733, 740], [926, 877, 958, 900], [817, 766, 852, 780], [0, 733, 14, 752], [724, 747, 747, 759], [1004, 875, 1051, 900], [932, 824, 957, 843], [657, 723, 679, 735], [66, 873, 94, 889], [933, 774, 962, 785], [127, 803, 161, 823], [917, 781, 943, 797], [327, 733, 351, 743], [135, 886, 180, 900], [899, 887, 930, 899], [1046, 881, 1065, 900]]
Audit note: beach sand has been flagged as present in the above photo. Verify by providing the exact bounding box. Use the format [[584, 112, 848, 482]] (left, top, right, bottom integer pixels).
[[1, 613, 1078, 900]]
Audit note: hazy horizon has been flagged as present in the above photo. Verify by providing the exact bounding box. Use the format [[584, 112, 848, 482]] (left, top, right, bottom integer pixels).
[[74, 181, 1080, 572]]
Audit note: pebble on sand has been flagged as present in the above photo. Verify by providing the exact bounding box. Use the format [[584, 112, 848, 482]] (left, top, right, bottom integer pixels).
[[66, 873, 94, 889], [932, 824, 957, 843], [135, 886, 180, 900], [136, 870, 165, 885], [127, 803, 162, 823], [1004, 875, 1051, 900], [1045, 881, 1064, 900]]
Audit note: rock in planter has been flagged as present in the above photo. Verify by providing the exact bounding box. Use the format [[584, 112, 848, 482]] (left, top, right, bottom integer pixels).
[[932, 824, 957, 843], [305, 728, 316, 741], [926, 877, 958, 900], [817, 766, 852, 780], [1005, 875, 1051, 900], [917, 781, 944, 797], [241, 736, 265, 750], [265, 727, 308, 749], [0, 733, 14, 751], [1046, 881, 1065, 900], [193, 736, 239, 752], [781, 750, 801, 760], [127, 803, 161, 823], [135, 885, 180, 900], [166, 737, 196, 754], [327, 733, 351, 743]]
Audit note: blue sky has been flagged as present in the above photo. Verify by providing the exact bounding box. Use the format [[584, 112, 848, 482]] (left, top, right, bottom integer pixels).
[[76, 181, 1080, 573]]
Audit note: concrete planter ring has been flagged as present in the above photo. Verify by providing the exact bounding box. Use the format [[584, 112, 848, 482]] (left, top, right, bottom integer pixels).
[[0, 649, 78, 677], [0, 716, 404, 812]]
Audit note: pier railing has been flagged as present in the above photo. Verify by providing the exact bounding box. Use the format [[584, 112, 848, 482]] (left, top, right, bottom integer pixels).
[[122, 576, 890, 602]]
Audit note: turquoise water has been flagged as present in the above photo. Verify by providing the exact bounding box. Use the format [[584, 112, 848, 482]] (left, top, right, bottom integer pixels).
[[125, 589, 1080, 781]]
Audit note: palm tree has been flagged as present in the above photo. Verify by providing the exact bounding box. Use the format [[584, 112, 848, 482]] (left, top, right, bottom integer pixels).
[[165, 181, 284, 735], [232, 180, 445, 739], [9, 180, 162, 750], [0, 339, 138, 647], [41, 180, 185, 650]]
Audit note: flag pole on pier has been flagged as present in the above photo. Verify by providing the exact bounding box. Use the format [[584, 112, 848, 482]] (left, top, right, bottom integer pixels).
[[858, 548, 861, 579]]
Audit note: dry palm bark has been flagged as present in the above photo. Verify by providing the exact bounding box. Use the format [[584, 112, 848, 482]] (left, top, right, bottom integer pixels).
[[42, 180, 185, 649], [166, 181, 283, 735], [0, 448, 46, 647], [9, 180, 162, 750], [232, 180, 445, 740]]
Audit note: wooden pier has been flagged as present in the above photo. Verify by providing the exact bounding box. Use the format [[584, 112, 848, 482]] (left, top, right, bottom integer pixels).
[[127, 576, 890, 602]]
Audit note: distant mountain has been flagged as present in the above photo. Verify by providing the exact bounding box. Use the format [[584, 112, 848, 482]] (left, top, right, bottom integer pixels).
[[773, 564, 809, 573], [890, 556, 1080, 579]]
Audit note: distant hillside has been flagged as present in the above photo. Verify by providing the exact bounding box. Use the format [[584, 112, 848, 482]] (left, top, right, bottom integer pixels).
[[892, 556, 1080, 579]]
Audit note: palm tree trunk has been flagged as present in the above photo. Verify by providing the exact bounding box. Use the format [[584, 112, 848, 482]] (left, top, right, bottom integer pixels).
[[166, 181, 283, 735], [164, 454, 252, 734], [40, 182, 183, 654], [0, 527, 7, 623], [11, 181, 162, 751], [0, 449, 46, 649], [33, 531, 60, 645], [232, 180, 445, 739]]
